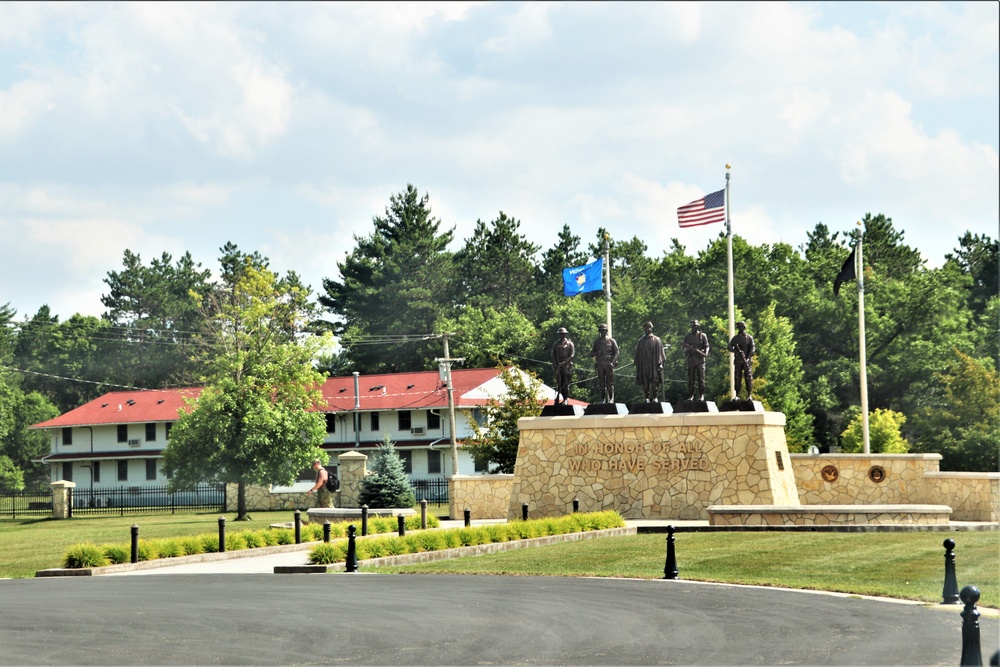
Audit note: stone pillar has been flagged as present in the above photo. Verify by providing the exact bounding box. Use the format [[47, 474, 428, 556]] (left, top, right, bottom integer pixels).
[[51, 480, 76, 519], [337, 451, 368, 508]]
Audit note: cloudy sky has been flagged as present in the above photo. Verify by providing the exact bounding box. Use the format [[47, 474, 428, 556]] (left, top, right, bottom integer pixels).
[[1, 1, 997, 321]]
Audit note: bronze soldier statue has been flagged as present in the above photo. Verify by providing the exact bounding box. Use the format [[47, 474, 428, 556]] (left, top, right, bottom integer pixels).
[[728, 320, 755, 399], [681, 319, 710, 401], [551, 327, 575, 405], [589, 323, 619, 403], [633, 321, 664, 402]]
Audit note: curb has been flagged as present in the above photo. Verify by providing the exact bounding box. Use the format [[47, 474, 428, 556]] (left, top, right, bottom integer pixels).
[[274, 526, 637, 573]]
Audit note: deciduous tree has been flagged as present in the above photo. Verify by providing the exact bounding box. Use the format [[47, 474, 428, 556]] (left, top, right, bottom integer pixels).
[[162, 265, 328, 520]]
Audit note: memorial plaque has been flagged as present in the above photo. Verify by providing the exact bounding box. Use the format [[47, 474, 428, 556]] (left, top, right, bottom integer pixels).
[[584, 403, 629, 415], [540, 404, 585, 417], [626, 402, 673, 415], [674, 400, 718, 413]]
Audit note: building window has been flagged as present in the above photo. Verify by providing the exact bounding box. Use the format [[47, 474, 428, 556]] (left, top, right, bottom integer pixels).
[[146, 423, 156, 441], [117, 460, 128, 482], [398, 450, 412, 474], [117, 425, 128, 443], [62, 428, 73, 445], [474, 456, 488, 473], [427, 449, 441, 474], [93, 461, 101, 483], [370, 412, 379, 431], [325, 414, 336, 433], [165, 422, 173, 440], [398, 411, 411, 431], [427, 410, 441, 431], [61, 462, 73, 482], [146, 459, 157, 481]]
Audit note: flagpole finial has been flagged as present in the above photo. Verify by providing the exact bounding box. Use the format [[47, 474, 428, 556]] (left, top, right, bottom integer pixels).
[[725, 163, 731, 170]]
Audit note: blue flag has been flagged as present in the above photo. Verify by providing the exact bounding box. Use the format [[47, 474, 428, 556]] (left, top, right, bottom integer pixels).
[[562, 258, 604, 296]]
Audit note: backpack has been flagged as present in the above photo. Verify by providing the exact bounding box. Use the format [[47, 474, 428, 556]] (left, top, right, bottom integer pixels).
[[324, 472, 337, 492]]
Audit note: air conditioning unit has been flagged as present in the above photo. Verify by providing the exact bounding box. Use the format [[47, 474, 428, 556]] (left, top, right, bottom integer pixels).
[[128, 439, 141, 447], [410, 427, 426, 436]]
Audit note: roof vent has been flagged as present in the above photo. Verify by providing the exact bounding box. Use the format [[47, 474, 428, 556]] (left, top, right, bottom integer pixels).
[[101, 403, 108, 408], [157, 399, 164, 404], [407, 384, 415, 389], [369, 385, 384, 392], [339, 388, 347, 393], [126, 400, 136, 406]]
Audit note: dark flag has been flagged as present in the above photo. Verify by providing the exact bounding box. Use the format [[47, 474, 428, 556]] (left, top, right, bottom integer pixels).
[[833, 247, 856, 296]]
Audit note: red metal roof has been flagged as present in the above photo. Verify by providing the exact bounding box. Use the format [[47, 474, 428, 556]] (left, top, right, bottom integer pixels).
[[32, 368, 584, 429], [32, 389, 202, 430]]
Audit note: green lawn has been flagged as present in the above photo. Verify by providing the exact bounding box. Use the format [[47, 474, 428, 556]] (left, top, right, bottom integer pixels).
[[372, 530, 1000, 608], [0, 510, 299, 579], [2, 513, 996, 610]]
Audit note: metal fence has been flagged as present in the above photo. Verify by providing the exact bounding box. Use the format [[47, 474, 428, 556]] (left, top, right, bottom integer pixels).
[[409, 478, 449, 504], [69, 485, 226, 516], [0, 490, 54, 519]]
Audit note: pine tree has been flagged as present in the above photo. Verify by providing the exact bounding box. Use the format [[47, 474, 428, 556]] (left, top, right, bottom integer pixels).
[[358, 437, 416, 509]]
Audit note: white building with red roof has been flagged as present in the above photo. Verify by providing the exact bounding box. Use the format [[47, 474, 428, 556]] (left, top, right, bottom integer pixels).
[[32, 368, 581, 494]]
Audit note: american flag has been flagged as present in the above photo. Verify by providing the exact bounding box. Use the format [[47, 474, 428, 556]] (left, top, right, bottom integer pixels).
[[677, 189, 726, 228]]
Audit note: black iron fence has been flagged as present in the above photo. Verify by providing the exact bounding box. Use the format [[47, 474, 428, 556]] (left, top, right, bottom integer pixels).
[[409, 478, 449, 504], [0, 490, 54, 519], [69, 485, 226, 516]]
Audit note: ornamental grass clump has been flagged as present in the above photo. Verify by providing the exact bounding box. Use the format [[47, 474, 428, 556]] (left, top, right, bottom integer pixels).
[[179, 536, 204, 555], [103, 544, 130, 565], [153, 538, 183, 558], [64, 543, 109, 568], [308, 541, 347, 565], [136, 541, 158, 562], [225, 533, 247, 552], [200, 534, 220, 553], [239, 530, 264, 549]]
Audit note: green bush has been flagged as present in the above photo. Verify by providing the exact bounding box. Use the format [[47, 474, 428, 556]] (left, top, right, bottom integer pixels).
[[103, 543, 130, 564], [179, 536, 204, 555], [200, 534, 220, 553], [418, 531, 445, 552], [308, 542, 346, 565], [381, 537, 407, 556], [240, 530, 264, 549], [273, 528, 294, 545], [64, 543, 109, 568], [403, 534, 424, 554], [442, 530, 462, 549], [154, 539, 183, 558], [485, 524, 508, 543], [136, 541, 158, 561], [225, 533, 247, 552]]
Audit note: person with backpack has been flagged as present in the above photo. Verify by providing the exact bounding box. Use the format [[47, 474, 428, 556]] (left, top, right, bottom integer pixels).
[[305, 459, 334, 508]]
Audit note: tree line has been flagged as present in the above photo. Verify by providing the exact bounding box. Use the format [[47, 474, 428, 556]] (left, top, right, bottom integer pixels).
[[1, 184, 997, 490]]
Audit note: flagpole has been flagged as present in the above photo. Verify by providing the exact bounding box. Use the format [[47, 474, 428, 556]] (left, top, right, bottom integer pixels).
[[725, 164, 735, 399], [604, 233, 612, 338], [856, 221, 870, 454]]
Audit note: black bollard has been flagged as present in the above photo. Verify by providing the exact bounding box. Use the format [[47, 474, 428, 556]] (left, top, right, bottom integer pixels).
[[522, 503, 529, 521], [960, 586, 983, 666], [942, 538, 960, 604], [361, 505, 369, 536], [420, 499, 428, 530], [218, 516, 227, 553], [663, 525, 679, 580], [463, 508, 471, 527], [572, 497, 579, 513], [345, 524, 358, 573], [398, 514, 406, 537], [293, 510, 302, 545], [323, 520, 331, 543], [130, 524, 139, 564]]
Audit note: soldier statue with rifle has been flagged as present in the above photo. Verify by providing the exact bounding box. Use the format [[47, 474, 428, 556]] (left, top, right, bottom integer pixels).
[[681, 319, 710, 401], [728, 320, 755, 400], [551, 327, 575, 405]]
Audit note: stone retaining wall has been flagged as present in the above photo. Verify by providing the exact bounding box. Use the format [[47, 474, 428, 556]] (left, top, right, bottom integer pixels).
[[708, 504, 953, 526], [449, 474, 513, 520], [511, 412, 797, 520], [791, 454, 998, 522]]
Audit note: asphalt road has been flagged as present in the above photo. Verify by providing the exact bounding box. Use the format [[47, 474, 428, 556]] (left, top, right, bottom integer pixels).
[[1, 574, 996, 666]]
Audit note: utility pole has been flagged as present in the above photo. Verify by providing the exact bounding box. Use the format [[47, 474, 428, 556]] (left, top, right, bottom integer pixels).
[[436, 334, 464, 476]]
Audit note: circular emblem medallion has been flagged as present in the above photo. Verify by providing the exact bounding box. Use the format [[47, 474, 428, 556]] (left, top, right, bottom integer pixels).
[[868, 465, 886, 483], [820, 465, 839, 483]]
